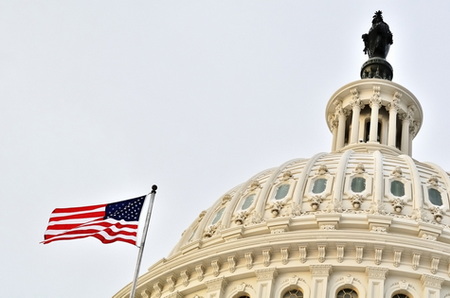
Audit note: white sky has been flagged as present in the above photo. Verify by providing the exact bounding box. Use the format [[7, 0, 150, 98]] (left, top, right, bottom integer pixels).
[[2, 1, 450, 297]]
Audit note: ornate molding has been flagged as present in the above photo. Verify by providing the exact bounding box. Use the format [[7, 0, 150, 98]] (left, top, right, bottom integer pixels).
[[255, 268, 278, 281], [366, 266, 389, 279], [310, 264, 332, 276], [205, 277, 227, 292], [421, 274, 444, 289]]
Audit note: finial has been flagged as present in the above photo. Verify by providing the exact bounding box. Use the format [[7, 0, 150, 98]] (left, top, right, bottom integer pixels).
[[362, 10, 393, 59], [360, 11, 394, 80]]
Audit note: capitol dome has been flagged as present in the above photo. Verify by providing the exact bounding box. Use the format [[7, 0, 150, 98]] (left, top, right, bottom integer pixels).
[[115, 12, 450, 298]]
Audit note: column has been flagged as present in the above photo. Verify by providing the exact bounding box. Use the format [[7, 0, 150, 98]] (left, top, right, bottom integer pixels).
[[205, 277, 227, 298], [310, 265, 332, 298], [255, 268, 278, 298], [421, 274, 444, 298], [329, 115, 338, 151], [335, 101, 346, 150], [387, 92, 401, 147], [366, 267, 388, 298], [350, 91, 362, 144], [400, 112, 411, 155], [369, 86, 381, 143]]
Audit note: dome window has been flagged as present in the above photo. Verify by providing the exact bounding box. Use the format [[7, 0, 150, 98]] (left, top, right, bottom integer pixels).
[[282, 289, 303, 298], [275, 184, 290, 200], [211, 207, 225, 225], [337, 288, 358, 298], [392, 294, 409, 298], [312, 178, 327, 194], [390, 180, 405, 197], [351, 177, 366, 193], [428, 188, 443, 206], [240, 194, 255, 210]]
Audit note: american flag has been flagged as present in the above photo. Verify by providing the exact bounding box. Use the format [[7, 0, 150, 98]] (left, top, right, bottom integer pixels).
[[42, 196, 146, 245]]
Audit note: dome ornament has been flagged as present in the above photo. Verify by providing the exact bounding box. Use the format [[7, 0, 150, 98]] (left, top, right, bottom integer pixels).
[[361, 11, 394, 80]]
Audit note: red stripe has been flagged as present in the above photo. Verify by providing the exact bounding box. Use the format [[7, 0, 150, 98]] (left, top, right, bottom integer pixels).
[[51, 204, 106, 214], [45, 220, 138, 232], [49, 211, 106, 222]]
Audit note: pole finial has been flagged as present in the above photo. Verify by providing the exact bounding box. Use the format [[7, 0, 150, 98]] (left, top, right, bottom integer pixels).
[[151, 185, 158, 193]]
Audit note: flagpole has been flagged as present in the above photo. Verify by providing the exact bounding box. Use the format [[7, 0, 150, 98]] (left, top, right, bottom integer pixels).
[[130, 185, 158, 298]]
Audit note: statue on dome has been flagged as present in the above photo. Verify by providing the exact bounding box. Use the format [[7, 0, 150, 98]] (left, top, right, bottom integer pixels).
[[362, 11, 393, 59]]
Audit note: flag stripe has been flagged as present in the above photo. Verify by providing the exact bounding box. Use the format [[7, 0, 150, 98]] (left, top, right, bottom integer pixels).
[[42, 196, 146, 245]]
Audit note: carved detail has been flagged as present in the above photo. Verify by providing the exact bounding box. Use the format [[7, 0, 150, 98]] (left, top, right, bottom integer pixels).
[[262, 249, 271, 267], [412, 253, 421, 270], [299, 246, 307, 263], [318, 244, 326, 263], [421, 274, 444, 289], [228, 256, 237, 273], [366, 266, 389, 279], [374, 247, 383, 265], [167, 275, 177, 292], [281, 247, 289, 265], [211, 259, 221, 277], [310, 264, 332, 276], [337, 244, 345, 263], [153, 282, 163, 297], [393, 250, 402, 267], [196, 265, 205, 281], [255, 268, 278, 281], [430, 257, 440, 274], [180, 270, 190, 287], [245, 252, 253, 269], [356, 246, 364, 264]]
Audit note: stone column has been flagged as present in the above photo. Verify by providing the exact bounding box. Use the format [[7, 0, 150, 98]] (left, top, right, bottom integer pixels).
[[400, 109, 412, 155], [366, 267, 388, 298], [309, 265, 332, 298], [350, 89, 363, 144], [387, 93, 400, 147], [421, 274, 444, 298], [255, 268, 278, 298], [205, 277, 227, 298], [369, 86, 381, 143], [329, 115, 338, 152], [335, 100, 347, 150]]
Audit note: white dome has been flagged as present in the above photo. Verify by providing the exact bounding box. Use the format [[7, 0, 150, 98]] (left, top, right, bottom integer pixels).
[[170, 149, 450, 257]]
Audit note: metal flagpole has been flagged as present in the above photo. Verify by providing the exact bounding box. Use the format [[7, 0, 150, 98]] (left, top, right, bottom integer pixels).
[[130, 185, 158, 298]]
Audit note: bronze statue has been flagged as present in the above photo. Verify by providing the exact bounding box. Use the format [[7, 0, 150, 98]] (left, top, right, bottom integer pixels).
[[362, 11, 393, 59]]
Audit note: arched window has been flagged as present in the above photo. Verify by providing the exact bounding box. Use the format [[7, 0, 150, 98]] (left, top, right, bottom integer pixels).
[[391, 180, 405, 197], [237, 296, 250, 298], [428, 188, 443, 206], [240, 194, 255, 210], [312, 178, 327, 194], [211, 207, 225, 225], [392, 294, 409, 298], [282, 289, 303, 298], [351, 177, 366, 192], [337, 288, 358, 298], [275, 184, 290, 200]]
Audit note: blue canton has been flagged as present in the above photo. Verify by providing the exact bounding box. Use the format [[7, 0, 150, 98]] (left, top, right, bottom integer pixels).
[[104, 196, 146, 221]]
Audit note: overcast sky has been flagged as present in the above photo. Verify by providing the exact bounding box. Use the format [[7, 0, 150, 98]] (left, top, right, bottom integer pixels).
[[2, 1, 450, 297]]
